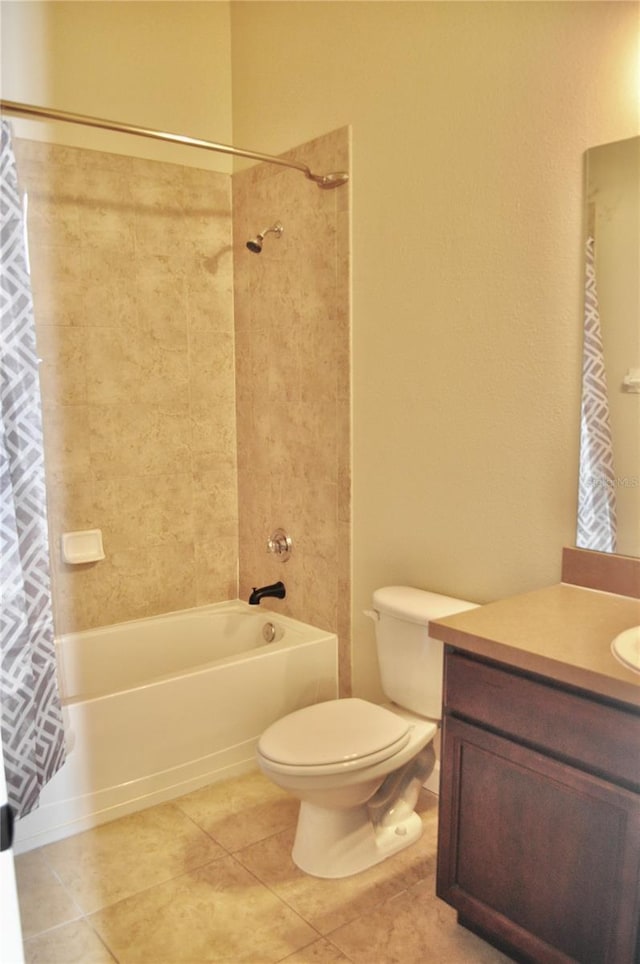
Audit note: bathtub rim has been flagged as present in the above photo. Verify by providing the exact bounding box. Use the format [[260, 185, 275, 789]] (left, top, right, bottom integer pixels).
[[57, 599, 337, 705]]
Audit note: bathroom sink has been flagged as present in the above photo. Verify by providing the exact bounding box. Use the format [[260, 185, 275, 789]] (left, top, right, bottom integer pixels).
[[611, 626, 640, 674]]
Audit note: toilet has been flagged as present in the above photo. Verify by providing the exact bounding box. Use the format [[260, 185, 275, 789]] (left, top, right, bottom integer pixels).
[[257, 586, 477, 878]]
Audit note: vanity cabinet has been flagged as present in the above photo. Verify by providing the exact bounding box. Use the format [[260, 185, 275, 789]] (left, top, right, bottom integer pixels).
[[437, 650, 640, 964]]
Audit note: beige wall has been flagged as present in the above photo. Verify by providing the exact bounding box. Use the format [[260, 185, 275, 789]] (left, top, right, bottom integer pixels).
[[1, 1, 232, 171], [230, 1, 640, 700], [233, 128, 351, 694], [15, 138, 237, 633]]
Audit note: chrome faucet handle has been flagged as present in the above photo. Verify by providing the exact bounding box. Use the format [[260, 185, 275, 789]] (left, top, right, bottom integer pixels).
[[266, 529, 292, 562]]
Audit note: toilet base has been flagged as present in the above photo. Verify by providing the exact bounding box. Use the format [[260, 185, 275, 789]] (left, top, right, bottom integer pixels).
[[291, 800, 423, 878]]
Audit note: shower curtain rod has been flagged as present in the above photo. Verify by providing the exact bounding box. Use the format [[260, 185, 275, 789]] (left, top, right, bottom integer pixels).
[[0, 99, 349, 190]]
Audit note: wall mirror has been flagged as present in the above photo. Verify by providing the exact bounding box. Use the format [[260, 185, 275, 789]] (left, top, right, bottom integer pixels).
[[576, 135, 639, 558]]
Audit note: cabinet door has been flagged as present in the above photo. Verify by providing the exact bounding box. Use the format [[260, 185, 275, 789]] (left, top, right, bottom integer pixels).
[[437, 717, 640, 964]]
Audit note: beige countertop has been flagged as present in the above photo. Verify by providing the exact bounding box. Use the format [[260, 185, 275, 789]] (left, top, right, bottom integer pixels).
[[429, 583, 640, 710]]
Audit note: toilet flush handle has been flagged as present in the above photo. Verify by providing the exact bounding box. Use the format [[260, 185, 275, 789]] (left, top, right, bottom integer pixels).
[[363, 609, 379, 622]]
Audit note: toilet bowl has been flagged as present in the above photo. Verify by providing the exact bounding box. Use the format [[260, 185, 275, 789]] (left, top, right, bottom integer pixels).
[[257, 698, 437, 878], [257, 587, 478, 879]]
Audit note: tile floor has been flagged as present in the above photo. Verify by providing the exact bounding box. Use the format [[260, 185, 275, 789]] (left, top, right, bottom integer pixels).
[[14, 771, 511, 964]]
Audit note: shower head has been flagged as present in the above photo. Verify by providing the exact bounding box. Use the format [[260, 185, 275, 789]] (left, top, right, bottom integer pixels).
[[246, 221, 283, 253]]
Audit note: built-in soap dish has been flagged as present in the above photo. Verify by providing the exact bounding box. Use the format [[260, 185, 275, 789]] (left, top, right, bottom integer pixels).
[[61, 529, 105, 565]]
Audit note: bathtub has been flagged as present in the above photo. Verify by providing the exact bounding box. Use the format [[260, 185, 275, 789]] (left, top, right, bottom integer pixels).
[[14, 600, 338, 853]]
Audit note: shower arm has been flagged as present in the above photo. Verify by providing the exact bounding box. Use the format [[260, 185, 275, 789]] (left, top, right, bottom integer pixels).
[[0, 99, 349, 190]]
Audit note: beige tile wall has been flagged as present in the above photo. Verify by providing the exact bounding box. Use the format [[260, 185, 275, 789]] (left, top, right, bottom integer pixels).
[[14, 129, 351, 694], [233, 128, 352, 695], [15, 139, 237, 633]]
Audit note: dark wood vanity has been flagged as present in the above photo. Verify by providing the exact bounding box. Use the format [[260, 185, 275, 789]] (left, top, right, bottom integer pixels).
[[430, 549, 640, 963]]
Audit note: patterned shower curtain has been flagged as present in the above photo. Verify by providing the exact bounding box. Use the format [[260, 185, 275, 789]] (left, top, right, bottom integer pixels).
[[576, 235, 617, 553], [0, 120, 66, 817]]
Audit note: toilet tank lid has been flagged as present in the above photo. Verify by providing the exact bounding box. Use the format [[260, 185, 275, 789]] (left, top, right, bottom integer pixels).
[[372, 586, 478, 625]]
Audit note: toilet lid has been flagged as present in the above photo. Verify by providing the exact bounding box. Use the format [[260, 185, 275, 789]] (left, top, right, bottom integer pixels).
[[258, 698, 411, 768]]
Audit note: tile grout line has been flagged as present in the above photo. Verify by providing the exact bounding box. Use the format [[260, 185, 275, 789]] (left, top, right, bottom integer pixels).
[[224, 849, 329, 951], [21, 915, 119, 964]]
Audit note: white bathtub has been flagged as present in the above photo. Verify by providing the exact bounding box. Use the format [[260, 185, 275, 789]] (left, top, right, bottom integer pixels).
[[14, 600, 338, 853]]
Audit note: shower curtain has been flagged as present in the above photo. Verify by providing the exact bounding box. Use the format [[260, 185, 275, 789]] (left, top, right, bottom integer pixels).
[[0, 120, 66, 817], [576, 235, 617, 553]]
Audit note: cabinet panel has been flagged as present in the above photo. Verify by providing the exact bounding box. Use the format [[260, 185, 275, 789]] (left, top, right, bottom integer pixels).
[[437, 716, 640, 964], [444, 652, 640, 789]]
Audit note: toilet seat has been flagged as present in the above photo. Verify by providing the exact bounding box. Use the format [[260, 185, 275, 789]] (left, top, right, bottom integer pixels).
[[257, 698, 412, 776]]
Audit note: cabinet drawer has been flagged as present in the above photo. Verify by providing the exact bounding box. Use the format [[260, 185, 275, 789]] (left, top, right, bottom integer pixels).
[[444, 652, 640, 789]]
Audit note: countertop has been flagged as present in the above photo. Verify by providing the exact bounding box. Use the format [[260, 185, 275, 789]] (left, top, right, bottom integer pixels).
[[429, 583, 640, 710]]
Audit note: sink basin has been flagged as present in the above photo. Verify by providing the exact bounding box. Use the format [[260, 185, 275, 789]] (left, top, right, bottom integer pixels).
[[611, 626, 640, 673]]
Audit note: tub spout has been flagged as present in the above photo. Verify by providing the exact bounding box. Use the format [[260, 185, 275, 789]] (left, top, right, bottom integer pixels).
[[249, 581, 286, 605]]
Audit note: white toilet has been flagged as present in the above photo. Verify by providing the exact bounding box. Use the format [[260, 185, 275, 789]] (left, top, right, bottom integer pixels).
[[256, 586, 477, 878]]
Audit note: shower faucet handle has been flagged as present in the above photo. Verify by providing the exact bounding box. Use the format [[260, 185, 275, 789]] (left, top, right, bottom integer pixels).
[[267, 529, 292, 561]]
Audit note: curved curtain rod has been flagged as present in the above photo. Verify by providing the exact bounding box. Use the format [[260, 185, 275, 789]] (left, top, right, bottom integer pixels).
[[0, 99, 349, 190]]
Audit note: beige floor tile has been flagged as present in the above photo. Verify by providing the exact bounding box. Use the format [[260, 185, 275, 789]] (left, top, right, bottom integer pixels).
[[234, 793, 438, 935], [42, 801, 226, 914], [23, 919, 117, 964], [328, 877, 512, 964], [90, 855, 319, 963], [176, 769, 300, 851], [279, 937, 352, 963], [14, 849, 82, 939]]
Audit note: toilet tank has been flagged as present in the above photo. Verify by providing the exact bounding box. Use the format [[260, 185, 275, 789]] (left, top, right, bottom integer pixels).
[[372, 586, 478, 718]]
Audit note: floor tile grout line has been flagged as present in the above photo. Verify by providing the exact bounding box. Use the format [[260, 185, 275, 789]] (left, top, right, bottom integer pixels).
[[85, 851, 240, 919], [23, 850, 325, 964], [84, 913, 121, 964], [170, 798, 237, 853], [224, 849, 328, 946], [20, 916, 83, 943], [21, 914, 118, 964], [272, 933, 356, 964], [19, 812, 302, 938], [31, 849, 236, 926], [17, 853, 87, 937], [28, 802, 239, 922], [230, 829, 437, 943]]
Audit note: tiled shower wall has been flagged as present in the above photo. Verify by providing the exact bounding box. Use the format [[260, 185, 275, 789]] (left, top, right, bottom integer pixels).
[[233, 128, 351, 694], [15, 139, 238, 634], [14, 128, 351, 693]]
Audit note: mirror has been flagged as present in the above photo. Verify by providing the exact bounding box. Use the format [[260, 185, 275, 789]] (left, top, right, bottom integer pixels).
[[577, 136, 640, 557]]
